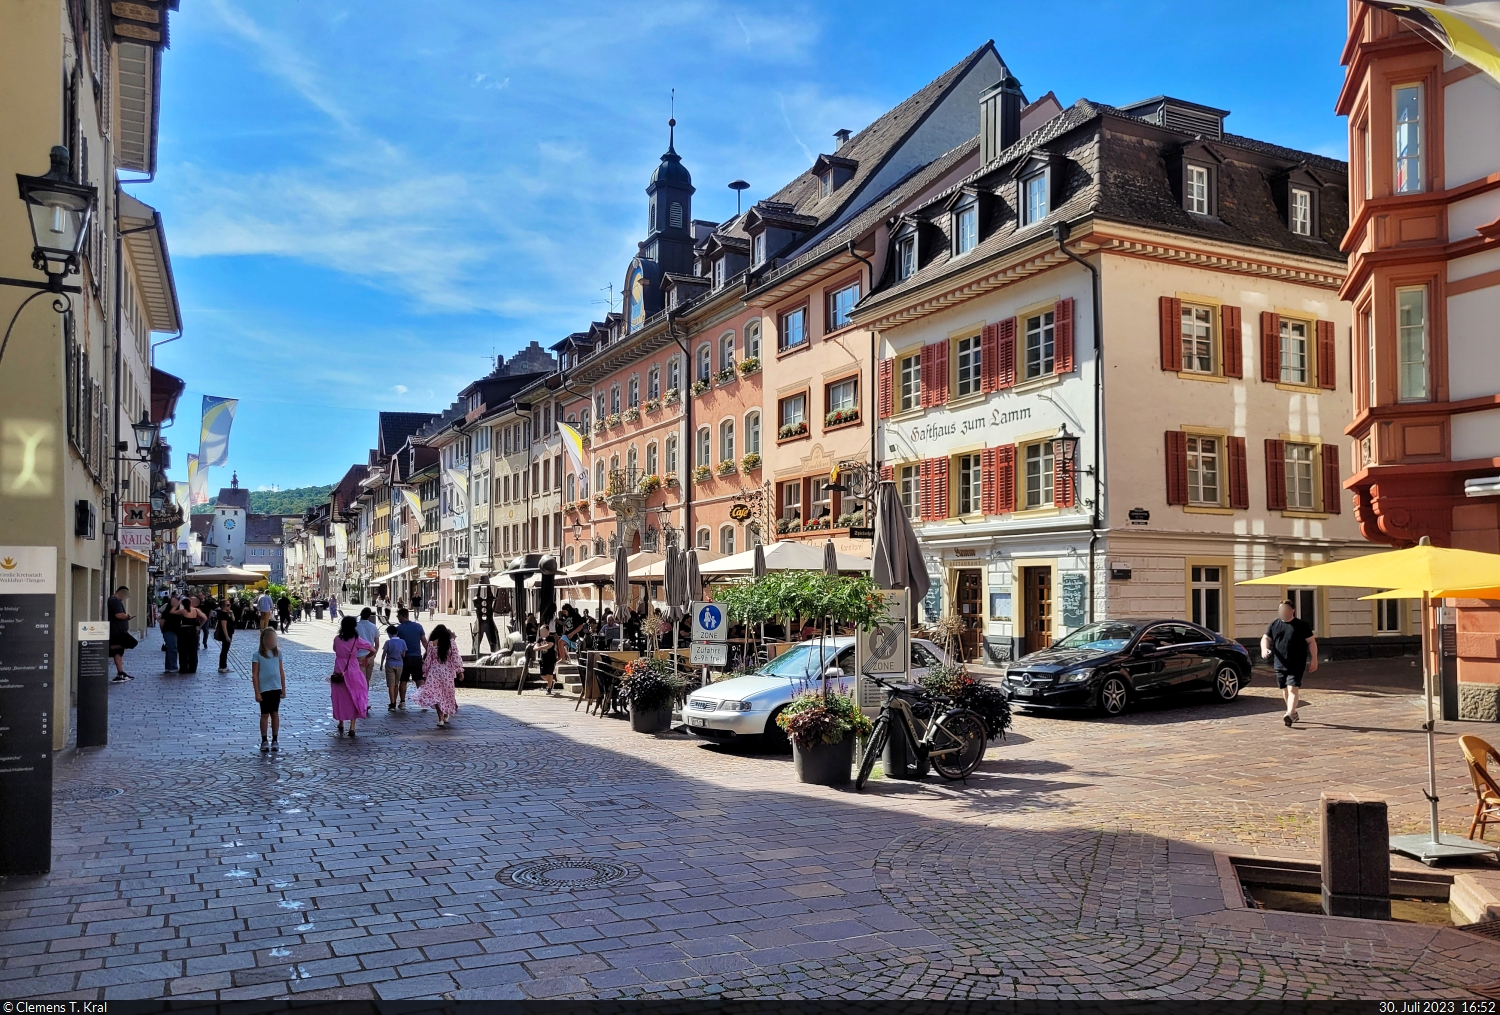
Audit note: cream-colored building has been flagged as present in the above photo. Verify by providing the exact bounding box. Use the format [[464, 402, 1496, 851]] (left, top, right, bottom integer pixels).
[[860, 94, 1410, 664], [1, 0, 181, 749]]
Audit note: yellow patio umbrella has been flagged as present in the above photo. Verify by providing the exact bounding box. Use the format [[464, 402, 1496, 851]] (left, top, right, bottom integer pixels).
[[1237, 538, 1500, 863], [1360, 586, 1500, 601]]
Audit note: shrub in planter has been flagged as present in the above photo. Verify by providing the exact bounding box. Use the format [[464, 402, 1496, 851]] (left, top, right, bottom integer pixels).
[[738, 356, 761, 376], [691, 378, 712, 397], [715, 366, 737, 385], [622, 407, 640, 423], [740, 452, 761, 473], [692, 464, 713, 484], [716, 460, 738, 477], [637, 473, 661, 495], [778, 420, 808, 440], [622, 656, 684, 733], [777, 690, 872, 748], [920, 663, 1012, 741]]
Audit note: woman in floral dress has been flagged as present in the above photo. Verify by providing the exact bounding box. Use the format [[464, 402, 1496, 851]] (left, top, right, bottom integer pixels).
[[414, 624, 463, 728], [331, 615, 373, 737]]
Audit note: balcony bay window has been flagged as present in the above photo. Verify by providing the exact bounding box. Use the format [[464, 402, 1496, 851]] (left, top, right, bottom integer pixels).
[[1397, 286, 1428, 402], [1394, 84, 1423, 194]]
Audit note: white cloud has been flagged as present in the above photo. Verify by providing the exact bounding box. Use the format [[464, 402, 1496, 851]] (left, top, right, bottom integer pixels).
[[391, 385, 408, 395]]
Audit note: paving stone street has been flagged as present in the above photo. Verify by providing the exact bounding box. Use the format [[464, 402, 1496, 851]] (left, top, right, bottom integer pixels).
[[2, 619, 1498, 1001]]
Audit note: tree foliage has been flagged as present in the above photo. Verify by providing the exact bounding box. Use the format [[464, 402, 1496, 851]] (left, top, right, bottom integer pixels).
[[713, 571, 886, 631]]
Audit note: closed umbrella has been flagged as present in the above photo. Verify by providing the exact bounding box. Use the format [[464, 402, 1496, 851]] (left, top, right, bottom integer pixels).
[[822, 538, 839, 576], [1239, 539, 1500, 864], [871, 478, 930, 616], [664, 547, 684, 623], [752, 539, 767, 580], [613, 543, 631, 619], [686, 549, 703, 606]]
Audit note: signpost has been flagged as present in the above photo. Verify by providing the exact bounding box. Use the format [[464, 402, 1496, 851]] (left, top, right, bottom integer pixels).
[[857, 589, 908, 709], [689, 601, 728, 667], [0, 546, 56, 875], [76, 622, 109, 748]]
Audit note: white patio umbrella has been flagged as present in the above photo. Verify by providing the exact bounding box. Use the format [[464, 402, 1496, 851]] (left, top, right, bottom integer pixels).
[[699, 541, 871, 577]]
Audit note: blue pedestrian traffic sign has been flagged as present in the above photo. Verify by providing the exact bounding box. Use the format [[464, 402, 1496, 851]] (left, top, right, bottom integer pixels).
[[691, 601, 727, 643]]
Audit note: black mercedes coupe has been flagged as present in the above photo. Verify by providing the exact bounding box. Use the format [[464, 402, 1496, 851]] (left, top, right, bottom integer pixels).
[[1001, 618, 1253, 716]]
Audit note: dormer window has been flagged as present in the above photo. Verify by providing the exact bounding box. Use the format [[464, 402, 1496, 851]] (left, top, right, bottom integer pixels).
[[896, 235, 917, 281], [713, 257, 726, 288], [1186, 165, 1210, 215], [752, 232, 766, 266], [954, 204, 978, 255], [1022, 171, 1049, 226], [820, 172, 833, 197], [1290, 187, 1312, 235]]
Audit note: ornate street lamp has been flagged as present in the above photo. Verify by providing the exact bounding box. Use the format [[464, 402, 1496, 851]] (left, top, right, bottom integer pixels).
[[131, 410, 159, 458]]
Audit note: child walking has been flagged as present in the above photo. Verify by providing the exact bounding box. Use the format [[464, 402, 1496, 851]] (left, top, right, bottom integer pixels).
[[380, 624, 406, 711], [251, 628, 287, 752]]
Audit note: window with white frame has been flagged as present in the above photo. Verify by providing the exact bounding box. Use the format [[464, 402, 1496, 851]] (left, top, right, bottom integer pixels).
[[595, 461, 605, 495], [1280, 319, 1310, 386], [719, 332, 734, 371], [696, 427, 711, 467], [720, 525, 735, 555], [780, 306, 807, 351], [647, 366, 660, 400], [1190, 565, 1224, 632], [596, 393, 606, 418], [899, 464, 920, 520], [665, 435, 678, 474], [697, 527, 711, 550], [899, 351, 921, 411], [1376, 598, 1403, 633], [1394, 84, 1423, 194], [1397, 286, 1428, 402], [809, 477, 832, 522], [667, 356, 681, 391], [1024, 309, 1055, 379], [827, 282, 859, 330], [780, 480, 801, 522], [954, 204, 978, 254], [713, 257, 726, 288], [1364, 308, 1376, 409], [627, 445, 638, 475], [744, 319, 761, 359], [896, 236, 917, 280], [956, 453, 983, 515], [745, 411, 761, 454], [564, 473, 575, 502], [646, 441, 658, 476], [696, 344, 711, 382], [1022, 171, 1048, 225], [1181, 304, 1215, 374], [1024, 441, 1055, 509], [752, 232, 766, 266], [1186, 435, 1220, 506], [955, 334, 983, 397], [1186, 165, 1210, 215], [779, 392, 806, 429], [719, 419, 734, 461], [826, 377, 857, 417], [1290, 188, 1312, 235], [610, 384, 621, 414], [1285, 443, 1317, 511], [628, 376, 639, 407]]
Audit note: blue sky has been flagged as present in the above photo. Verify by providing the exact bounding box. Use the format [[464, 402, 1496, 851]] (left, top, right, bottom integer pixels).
[[143, 0, 1351, 493]]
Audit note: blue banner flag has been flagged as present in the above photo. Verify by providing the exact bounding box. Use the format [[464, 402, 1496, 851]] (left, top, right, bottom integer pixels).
[[198, 395, 238, 468]]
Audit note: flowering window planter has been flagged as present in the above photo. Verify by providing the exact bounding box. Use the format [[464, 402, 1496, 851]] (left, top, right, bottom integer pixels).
[[777, 519, 801, 534], [622, 408, 640, 423], [740, 452, 761, 473], [581, 436, 592, 450], [664, 388, 681, 406], [778, 421, 809, 441], [606, 413, 622, 428], [715, 367, 737, 385], [691, 379, 712, 397], [806, 517, 831, 531], [637, 474, 661, 495], [644, 398, 661, 413], [825, 408, 860, 428], [692, 465, 713, 484], [664, 473, 679, 488], [738, 357, 762, 377], [593, 420, 607, 435], [594, 494, 607, 505], [716, 460, 738, 477]]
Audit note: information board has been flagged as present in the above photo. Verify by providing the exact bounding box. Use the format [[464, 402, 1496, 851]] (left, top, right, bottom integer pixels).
[[77, 621, 109, 749], [921, 577, 942, 623], [689, 643, 728, 667], [1061, 573, 1088, 630], [857, 590, 908, 708], [0, 546, 56, 875]]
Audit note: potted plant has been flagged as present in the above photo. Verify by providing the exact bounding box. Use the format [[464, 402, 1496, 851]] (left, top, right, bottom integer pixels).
[[778, 691, 872, 785], [691, 378, 712, 397], [716, 460, 738, 477], [740, 452, 761, 473], [693, 464, 713, 484], [716, 366, 737, 385], [623, 407, 640, 423], [920, 663, 1012, 741], [738, 356, 761, 377], [621, 656, 683, 733]]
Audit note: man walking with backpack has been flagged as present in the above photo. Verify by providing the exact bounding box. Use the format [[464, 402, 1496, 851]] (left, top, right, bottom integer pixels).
[[1262, 600, 1318, 727]]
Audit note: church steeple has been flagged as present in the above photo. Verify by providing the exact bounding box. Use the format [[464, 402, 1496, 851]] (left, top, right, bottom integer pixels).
[[645, 115, 694, 275]]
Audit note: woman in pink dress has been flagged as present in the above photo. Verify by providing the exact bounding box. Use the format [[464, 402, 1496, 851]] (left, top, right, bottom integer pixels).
[[413, 624, 463, 728], [331, 616, 373, 737]]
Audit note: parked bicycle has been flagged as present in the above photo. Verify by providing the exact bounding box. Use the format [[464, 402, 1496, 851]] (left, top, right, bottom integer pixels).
[[855, 674, 988, 790]]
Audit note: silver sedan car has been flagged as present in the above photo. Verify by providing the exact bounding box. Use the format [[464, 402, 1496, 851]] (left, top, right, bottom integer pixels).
[[682, 636, 953, 750]]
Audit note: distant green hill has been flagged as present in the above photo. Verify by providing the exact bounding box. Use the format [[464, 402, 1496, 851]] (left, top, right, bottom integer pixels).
[[192, 484, 334, 516]]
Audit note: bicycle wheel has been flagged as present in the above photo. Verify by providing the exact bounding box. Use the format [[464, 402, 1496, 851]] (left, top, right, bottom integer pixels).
[[855, 715, 889, 791], [930, 710, 987, 780]]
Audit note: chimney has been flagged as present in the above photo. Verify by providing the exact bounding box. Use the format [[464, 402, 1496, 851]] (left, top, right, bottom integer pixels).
[[833, 128, 851, 150], [979, 74, 1025, 166]]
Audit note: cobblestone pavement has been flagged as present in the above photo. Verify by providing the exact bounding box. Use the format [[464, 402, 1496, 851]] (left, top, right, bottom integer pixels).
[[1, 619, 1497, 1000]]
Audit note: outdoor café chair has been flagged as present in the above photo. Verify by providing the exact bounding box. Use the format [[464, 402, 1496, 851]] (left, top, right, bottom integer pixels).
[[1459, 734, 1500, 841]]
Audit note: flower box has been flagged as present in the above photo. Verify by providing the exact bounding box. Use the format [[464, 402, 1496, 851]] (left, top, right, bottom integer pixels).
[[606, 413, 622, 428], [738, 357, 761, 377], [691, 379, 712, 397], [825, 408, 860, 427], [644, 397, 661, 413], [740, 452, 761, 473], [580, 435, 592, 450], [593, 493, 606, 505], [623, 407, 640, 423], [593, 419, 607, 435], [716, 460, 738, 477], [637, 474, 661, 495], [778, 421, 809, 440], [664, 473, 679, 488], [664, 388, 681, 406], [715, 366, 737, 385], [692, 465, 712, 484]]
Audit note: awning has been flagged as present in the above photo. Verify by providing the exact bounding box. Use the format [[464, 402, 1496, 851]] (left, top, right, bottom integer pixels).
[[121, 547, 150, 563], [382, 563, 419, 581]]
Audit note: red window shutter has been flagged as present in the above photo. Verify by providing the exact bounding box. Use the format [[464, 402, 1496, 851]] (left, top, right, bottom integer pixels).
[[997, 318, 1016, 389], [980, 323, 1001, 393], [928, 340, 949, 405], [1221, 305, 1242, 379], [880, 464, 893, 483], [1321, 443, 1342, 513], [877, 358, 894, 419], [932, 457, 950, 518], [1316, 320, 1337, 390], [1053, 439, 1076, 506], [1160, 296, 1183, 372], [1053, 297, 1075, 375], [1227, 435, 1249, 509], [980, 448, 998, 514], [918, 459, 932, 519], [1265, 439, 1287, 510], [996, 444, 1015, 514], [1164, 430, 1189, 505], [1261, 312, 1281, 383]]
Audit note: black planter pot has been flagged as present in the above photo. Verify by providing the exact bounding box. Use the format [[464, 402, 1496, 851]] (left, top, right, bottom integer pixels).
[[793, 737, 855, 786], [630, 702, 673, 733]]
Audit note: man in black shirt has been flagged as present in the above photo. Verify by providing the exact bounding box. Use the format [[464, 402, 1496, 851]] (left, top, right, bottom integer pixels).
[[107, 586, 135, 682], [1261, 600, 1318, 726]]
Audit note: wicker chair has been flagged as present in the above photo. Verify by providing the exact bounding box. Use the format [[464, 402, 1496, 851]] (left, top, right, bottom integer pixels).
[[1459, 734, 1500, 841]]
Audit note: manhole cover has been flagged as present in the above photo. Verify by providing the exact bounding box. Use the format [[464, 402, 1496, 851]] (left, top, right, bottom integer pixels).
[[496, 858, 642, 892], [54, 784, 124, 802]]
